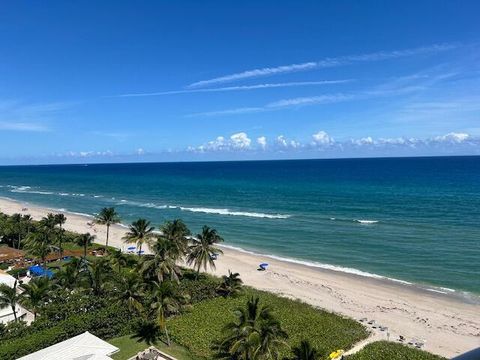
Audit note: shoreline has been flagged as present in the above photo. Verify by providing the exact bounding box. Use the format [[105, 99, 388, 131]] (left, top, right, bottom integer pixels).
[[0, 196, 479, 357]]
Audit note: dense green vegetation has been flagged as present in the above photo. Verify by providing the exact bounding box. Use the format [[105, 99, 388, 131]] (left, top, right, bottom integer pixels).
[[346, 341, 446, 360], [168, 288, 368, 359], [0, 210, 446, 360]]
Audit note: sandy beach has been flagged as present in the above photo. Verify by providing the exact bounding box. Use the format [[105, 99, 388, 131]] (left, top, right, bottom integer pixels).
[[0, 197, 478, 358]]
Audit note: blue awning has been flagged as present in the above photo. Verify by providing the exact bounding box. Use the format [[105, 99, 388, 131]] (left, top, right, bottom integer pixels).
[[28, 265, 54, 279]]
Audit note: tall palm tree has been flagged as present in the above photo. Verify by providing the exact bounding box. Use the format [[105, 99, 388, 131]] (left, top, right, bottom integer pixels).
[[115, 270, 144, 313], [217, 270, 243, 297], [187, 226, 224, 278], [158, 219, 191, 257], [24, 231, 52, 264], [9, 213, 23, 249], [20, 277, 51, 320], [54, 213, 67, 256], [21, 214, 33, 248], [150, 280, 190, 346], [55, 257, 84, 290], [285, 340, 320, 360], [85, 257, 112, 295], [77, 233, 95, 258], [214, 296, 288, 360], [141, 237, 182, 283], [95, 207, 120, 253], [123, 219, 155, 255], [109, 249, 128, 272], [0, 280, 20, 322]]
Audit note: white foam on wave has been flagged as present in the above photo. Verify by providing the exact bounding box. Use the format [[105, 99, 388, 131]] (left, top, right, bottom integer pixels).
[[355, 219, 379, 224], [178, 206, 290, 219], [114, 199, 290, 219], [219, 244, 417, 284], [11, 188, 54, 195]]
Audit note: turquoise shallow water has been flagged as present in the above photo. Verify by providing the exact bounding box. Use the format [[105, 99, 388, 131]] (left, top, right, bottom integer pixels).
[[0, 157, 479, 295]]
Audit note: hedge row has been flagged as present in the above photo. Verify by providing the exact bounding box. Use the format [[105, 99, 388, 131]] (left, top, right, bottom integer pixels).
[[0, 304, 137, 359]]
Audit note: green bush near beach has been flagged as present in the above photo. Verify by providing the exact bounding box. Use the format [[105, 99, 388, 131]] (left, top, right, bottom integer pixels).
[[346, 341, 446, 360], [168, 287, 369, 359]]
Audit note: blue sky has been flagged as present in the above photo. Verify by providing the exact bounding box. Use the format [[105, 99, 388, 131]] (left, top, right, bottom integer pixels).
[[1, 1, 479, 164]]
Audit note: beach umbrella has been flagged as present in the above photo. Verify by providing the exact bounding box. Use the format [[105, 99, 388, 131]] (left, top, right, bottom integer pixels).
[[260, 263, 269, 267], [127, 246, 136, 250]]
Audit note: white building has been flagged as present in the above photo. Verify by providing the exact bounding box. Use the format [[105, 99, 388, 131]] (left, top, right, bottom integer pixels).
[[0, 271, 28, 324], [18, 331, 119, 360]]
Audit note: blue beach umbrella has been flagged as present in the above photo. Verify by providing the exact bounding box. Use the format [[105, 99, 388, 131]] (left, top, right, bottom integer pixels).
[[127, 246, 136, 250], [259, 263, 269, 270]]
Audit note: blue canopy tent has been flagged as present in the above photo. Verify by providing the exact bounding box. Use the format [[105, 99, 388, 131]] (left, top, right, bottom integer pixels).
[[259, 263, 269, 271], [28, 265, 54, 279]]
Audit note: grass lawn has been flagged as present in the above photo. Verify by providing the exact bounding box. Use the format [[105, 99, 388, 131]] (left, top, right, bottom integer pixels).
[[168, 287, 369, 359], [108, 335, 196, 360], [346, 341, 446, 360]]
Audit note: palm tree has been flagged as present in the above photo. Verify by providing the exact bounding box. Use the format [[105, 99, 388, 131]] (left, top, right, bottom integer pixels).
[[21, 214, 33, 247], [24, 232, 52, 264], [187, 226, 224, 278], [214, 296, 288, 360], [85, 257, 112, 295], [9, 213, 23, 249], [0, 280, 20, 322], [54, 257, 88, 291], [76, 233, 95, 258], [140, 237, 182, 283], [150, 280, 190, 346], [285, 340, 320, 360], [131, 319, 162, 345], [123, 219, 155, 255], [109, 249, 128, 272], [115, 270, 144, 313], [20, 277, 51, 320], [95, 207, 120, 253], [54, 213, 67, 256], [158, 219, 191, 256], [217, 270, 243, 297]]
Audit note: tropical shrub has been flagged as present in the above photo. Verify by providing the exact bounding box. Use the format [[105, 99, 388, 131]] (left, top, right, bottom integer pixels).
[[178, 272, 221, 303], [0, 303, 138, 359], [168, 288, 368, 359]]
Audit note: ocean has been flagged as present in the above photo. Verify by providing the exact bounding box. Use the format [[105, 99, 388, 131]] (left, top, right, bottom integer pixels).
[[0, 156, 479, 296]]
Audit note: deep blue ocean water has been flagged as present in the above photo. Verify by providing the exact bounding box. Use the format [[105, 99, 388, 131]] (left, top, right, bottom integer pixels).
[[0, 157, 479, 295]]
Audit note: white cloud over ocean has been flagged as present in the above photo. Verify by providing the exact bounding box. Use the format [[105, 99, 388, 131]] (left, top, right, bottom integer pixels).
[[188, 131, 479, 155], [187, 43, 458, 88]]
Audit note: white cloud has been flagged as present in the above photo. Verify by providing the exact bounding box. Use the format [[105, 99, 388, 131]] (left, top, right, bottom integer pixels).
[[312, 131, 334, 146], [136, 148, 145, 155], [230, 132, 251, 149], [187, 131, 478, 155], [433, 132, 470, 143], [0, 121, 48, 132], [352, 136, 374, 146], [276, 135, 300, 149], [114, 80, 352, 97], [257, 136, 267, 150], [65, 150, 114, 158], [188, 73, 433, 117], [187, 43, 457, 88]]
